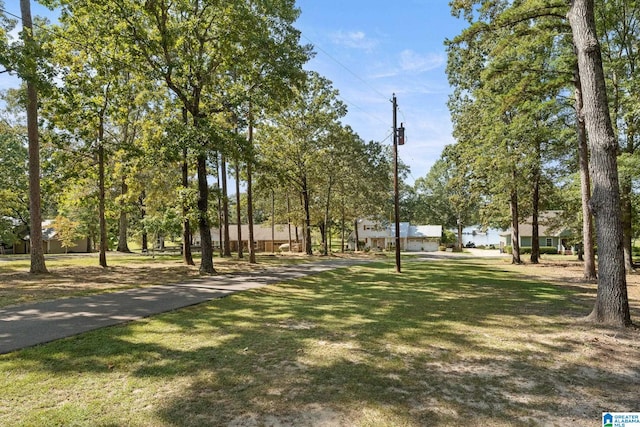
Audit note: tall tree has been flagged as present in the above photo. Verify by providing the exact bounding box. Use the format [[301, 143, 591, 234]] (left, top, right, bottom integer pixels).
[[596, 0, 640, 273], [568, 0, 631, 326], [18, 0, 48, 273], [258, 72, 346, 255]]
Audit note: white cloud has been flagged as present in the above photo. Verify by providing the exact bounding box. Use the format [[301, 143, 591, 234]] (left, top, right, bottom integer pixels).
[[399, 49, 445, 73], [329, 30, 378, 51]]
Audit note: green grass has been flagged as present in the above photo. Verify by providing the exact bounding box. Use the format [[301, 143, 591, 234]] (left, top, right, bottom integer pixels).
[[0, 252, 324, 308], [1, 259, 639, 426]]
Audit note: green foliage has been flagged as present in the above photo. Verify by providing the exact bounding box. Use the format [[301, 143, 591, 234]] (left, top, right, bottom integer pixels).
[[504, 246, 559, 255], [52, 215, 81, 250], [441, 229, 457, 244], [0, 119, 28, 227], [445, 0, 575, 233], [141, 208, 182, 246]]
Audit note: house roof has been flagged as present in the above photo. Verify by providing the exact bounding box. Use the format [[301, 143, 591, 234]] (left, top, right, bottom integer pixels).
[[391, 223, 442, 239], [502, 211, 572, 237], [24, 220, 58, 241]]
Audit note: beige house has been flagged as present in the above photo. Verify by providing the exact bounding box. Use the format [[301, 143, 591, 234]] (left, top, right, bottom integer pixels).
[[16, 220, 90, 254], [193, 224, 302, 253]]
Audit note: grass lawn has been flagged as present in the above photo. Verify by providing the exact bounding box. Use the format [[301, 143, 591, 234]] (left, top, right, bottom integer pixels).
[[0, 252, 323, 308], [1, 256, 639, 426]]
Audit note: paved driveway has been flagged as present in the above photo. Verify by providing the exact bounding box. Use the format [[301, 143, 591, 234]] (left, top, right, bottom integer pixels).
[[0, 258, 368, 354]]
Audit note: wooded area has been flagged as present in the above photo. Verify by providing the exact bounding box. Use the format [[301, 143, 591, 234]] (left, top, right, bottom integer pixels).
[[0, 0, 394, 272], [1, 0, 639, 326]]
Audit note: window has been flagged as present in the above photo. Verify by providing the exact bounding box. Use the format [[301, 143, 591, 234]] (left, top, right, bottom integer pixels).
[[546, 238, 553, 247]]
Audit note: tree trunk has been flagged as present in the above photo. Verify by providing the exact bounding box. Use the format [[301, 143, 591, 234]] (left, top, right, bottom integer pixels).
[[117, 176, 131, 253], [271, 190, 275, 253], [574, 63, 597, 281], [235, 158, 243, 259], [568, 0, 631, 326], [510, 179, 521, 265], [322, 176, 332, 256], [457, 218, 463, 251], [181, 110, 194, 265], [98, 114, 108, 268], [216, 157, 223, 257], [139, 191, 148, 252], [621, 177, 634, 272], [287, 194, 292, 252], [247, 161, 256, 262], [302, 176, 312, 255], [221, 155, 231, 257], [247, 118, 257, 264], [319, 222, 326, 255], [340, 201, 345, 253], [181, 147, 194, 265], [354, 218, 360, 251], [530, 162, 540, 264], [21, 0, 47, 274], [197, 152, 215, 274]]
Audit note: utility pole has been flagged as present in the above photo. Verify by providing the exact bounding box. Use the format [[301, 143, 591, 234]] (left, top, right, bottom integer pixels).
[[392, 94, 402, 273]]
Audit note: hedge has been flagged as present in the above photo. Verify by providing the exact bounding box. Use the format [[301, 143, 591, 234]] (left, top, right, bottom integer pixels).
[[503, 246, 558, 255]]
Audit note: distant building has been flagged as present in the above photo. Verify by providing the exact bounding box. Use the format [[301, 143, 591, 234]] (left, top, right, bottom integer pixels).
[[192, 224, 302, 253], [13, 220, 89, 254], [348, 219, 442, 252], [499, 211, 574, 254]]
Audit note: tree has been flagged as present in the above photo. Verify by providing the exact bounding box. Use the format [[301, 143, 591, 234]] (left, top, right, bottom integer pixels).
[[53, 215, 81, 252], [17, 0, 48, 273], [568, 0, 631, 326], [416, 146, 479, 251], [258, 72, 346, 255], [0, 118, 29, 246], [596, 0, 640, 273]]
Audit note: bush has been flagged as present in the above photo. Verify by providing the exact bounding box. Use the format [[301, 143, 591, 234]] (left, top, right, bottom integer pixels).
[[539, 246, 558, 255], [502, 246, 557, 255], [439, 245, 446, 251]]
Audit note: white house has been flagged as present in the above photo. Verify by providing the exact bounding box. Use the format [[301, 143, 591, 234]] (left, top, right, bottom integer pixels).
[[349, 219, 442, 252]]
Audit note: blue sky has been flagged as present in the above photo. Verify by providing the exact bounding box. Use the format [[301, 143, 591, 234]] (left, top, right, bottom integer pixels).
[[1, 1, 467, 183], [295, 1, 468, 182]]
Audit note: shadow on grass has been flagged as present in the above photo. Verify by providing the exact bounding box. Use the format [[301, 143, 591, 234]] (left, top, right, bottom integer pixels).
[[5, 259, 640, 426]]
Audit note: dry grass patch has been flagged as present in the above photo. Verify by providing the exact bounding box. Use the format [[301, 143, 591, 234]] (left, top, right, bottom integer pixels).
[[0, 252, 325, 308]]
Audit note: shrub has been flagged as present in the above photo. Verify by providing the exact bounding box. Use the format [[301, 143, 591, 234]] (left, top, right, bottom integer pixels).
[[539, 246, 558, 255], [516, 246, 558, 255]]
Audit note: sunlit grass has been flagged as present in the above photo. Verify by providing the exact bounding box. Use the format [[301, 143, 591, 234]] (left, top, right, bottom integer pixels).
[[1, 259, 639, 426], [0, 252, 324, 308]]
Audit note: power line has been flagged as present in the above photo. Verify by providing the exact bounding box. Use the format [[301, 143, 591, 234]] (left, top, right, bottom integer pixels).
[[301, 32, 391, 102], [298, 32, 394, 135]]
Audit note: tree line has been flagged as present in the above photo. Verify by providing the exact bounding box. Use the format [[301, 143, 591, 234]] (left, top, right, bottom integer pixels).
[[404, 0, 634, 326], [0, 0, 393, 274]]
